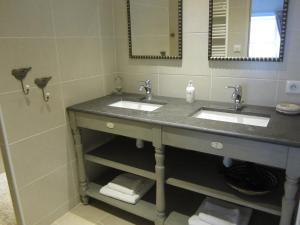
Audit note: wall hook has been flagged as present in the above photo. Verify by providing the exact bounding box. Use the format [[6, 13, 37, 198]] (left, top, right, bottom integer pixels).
[[11, 67, 32, 95], [34, 77, 52, 102]]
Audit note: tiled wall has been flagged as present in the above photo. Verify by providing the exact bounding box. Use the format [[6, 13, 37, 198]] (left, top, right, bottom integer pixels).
[[113, 0, 300, 107], [0, 0, 115, 225]]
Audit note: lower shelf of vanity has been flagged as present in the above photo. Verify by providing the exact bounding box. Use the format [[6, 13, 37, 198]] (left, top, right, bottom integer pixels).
[[165, 148, 283, 216], [84, 137, 283, 223], [86, 173, 280, 225], [86, 171, 157, 222]]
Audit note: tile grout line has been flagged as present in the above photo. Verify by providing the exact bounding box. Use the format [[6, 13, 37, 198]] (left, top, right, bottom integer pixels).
[[96, 0, 106, 96], [48, 0, 68, 124], [111, 0, 118, 75], [19, 161, 71, 191], [61, 74, 105, 84], [8, 123, 66, 146]]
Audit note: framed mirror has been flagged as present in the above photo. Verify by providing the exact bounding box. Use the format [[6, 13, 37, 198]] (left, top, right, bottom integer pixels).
[[126, 0, 182, 59], [208, 0, 289, 62]]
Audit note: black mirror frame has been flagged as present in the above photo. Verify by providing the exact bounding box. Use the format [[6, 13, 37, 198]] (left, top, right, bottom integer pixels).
[[208, 0, 289, 62], [126, 0, 183, 60]]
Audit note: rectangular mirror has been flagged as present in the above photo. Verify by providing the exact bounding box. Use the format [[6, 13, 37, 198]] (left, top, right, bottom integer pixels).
[[126, 0, 182, 59], [208, 0, 289, 62]]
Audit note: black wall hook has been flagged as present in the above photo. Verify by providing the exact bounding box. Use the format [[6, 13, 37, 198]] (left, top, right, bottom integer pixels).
[[34, 77, 52, 102], [11, 67, 32, 95]]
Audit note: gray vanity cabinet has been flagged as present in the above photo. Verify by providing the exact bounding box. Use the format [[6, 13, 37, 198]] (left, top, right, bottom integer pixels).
[[162, 127, 300, 225], [69, 111, 165, 224], [68, 109, 300, 225]]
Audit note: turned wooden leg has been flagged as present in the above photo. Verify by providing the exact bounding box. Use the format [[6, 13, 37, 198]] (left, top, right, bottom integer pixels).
[[280, 176, 299, 225], [155, 145, 166, 225], [69, 112, 89, 205], [280, 147, 300, 225]]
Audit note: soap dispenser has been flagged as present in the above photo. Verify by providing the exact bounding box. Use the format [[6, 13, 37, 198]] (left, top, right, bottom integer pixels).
[[186, 80, 195, 103]]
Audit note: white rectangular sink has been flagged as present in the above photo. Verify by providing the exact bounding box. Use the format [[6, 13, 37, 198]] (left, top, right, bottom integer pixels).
[[193, 109, 270, 127], [109, 100, 163, 112]]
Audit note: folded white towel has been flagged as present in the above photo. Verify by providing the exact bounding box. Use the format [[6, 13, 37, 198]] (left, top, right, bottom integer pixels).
[[107, 173, 144, 195], [199, 199, 240, 224], [199, 213, 236, 225], [188, 215, 211, 225], [100, 178, 154, 204]]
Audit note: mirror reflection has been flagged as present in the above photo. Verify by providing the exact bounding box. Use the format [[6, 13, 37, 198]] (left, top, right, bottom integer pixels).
[[128, 0, 182, 59], [210, 0, 286, 60]]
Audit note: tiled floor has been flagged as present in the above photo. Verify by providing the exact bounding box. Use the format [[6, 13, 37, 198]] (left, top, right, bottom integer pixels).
[[51, 201, 153, 225], [0, 173, 17, 225]]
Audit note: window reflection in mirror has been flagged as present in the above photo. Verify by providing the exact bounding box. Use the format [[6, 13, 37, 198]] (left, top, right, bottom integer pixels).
[[127, 0, 182, 59], [210, 0, 287, 61]]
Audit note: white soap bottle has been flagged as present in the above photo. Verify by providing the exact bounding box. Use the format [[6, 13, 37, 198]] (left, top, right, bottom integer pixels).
[[186, 80, 195, 103]]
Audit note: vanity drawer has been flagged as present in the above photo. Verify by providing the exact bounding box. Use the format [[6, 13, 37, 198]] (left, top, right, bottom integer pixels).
[[162, 127, 288, 169], [75, 112, 155, 142]]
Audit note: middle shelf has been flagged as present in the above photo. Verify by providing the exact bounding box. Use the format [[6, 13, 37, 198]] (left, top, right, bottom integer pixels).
[[85, 137, 284, 216]]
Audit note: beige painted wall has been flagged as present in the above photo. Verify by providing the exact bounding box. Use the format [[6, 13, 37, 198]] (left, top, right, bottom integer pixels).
[[0, 0, 115, 225], [113, 0, 300, 107]]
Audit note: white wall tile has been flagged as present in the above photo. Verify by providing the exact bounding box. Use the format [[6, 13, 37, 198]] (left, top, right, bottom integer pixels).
[[278, 31, 300, 80], [57, 38, 102, 81], [113, 0, 128, 38], [99, 0, 115, 37], [0, 0, 53, 37], [9, 126, 69, 189], [159, 74, 210, 100], [51, 0, 99, 37], [19, 164, 76, 225], [62, 76, 104, 107], [100, 37, 117, 75], [210, 61, 279, 80], [0, 85, 65, 143], [211, 77, 277, 106], [119, 73, 159, 95], [0, 38, 60, 93]]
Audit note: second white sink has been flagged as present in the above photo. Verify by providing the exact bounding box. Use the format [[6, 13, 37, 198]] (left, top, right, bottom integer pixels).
[[109, 100, 163, 112], [193, 109, 270, 127]]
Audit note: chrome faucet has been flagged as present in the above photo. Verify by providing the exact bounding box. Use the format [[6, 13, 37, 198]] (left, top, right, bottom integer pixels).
[[139, 80, 152, 101], [226, 85, 243, 111]]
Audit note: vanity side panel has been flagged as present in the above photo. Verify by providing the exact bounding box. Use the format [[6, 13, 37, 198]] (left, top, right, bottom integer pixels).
[[162, 127, 288, 169]]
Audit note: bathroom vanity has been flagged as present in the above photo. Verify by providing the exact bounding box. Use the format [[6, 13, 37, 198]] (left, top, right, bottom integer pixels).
[[68, 93, 300, 225]]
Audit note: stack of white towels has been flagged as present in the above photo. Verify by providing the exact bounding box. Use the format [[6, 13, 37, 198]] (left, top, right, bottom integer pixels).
[[188, 198, 252, 225], [100, 173, 154, 204]]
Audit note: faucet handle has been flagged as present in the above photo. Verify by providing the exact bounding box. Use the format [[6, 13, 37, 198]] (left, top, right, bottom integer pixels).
[[139, 80, 151, 87], [226, 85, 239, 90], [226, 85, 242, 93]]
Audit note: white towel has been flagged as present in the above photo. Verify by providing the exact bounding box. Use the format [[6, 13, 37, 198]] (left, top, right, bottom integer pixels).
[[100, 178, 154, 204], [107, 173, 144, 195], [188, 215, 211, 225], [199, 198, 240, 224], [199, 213, 236, 225]]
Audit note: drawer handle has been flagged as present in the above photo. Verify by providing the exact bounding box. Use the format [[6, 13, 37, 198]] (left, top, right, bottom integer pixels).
[[211, 142, 224, 150], [106, 122, 115, 129]]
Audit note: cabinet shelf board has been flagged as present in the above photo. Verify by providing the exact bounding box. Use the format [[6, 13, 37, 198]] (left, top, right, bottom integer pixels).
[[87, 182, 156, 222], [165, 211, 280, 225], [85, 137, 156, 180], [165, 147, 283, 216]]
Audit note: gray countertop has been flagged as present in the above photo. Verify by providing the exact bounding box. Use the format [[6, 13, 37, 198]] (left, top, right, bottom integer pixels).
[[67, 93, 300, 148]]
